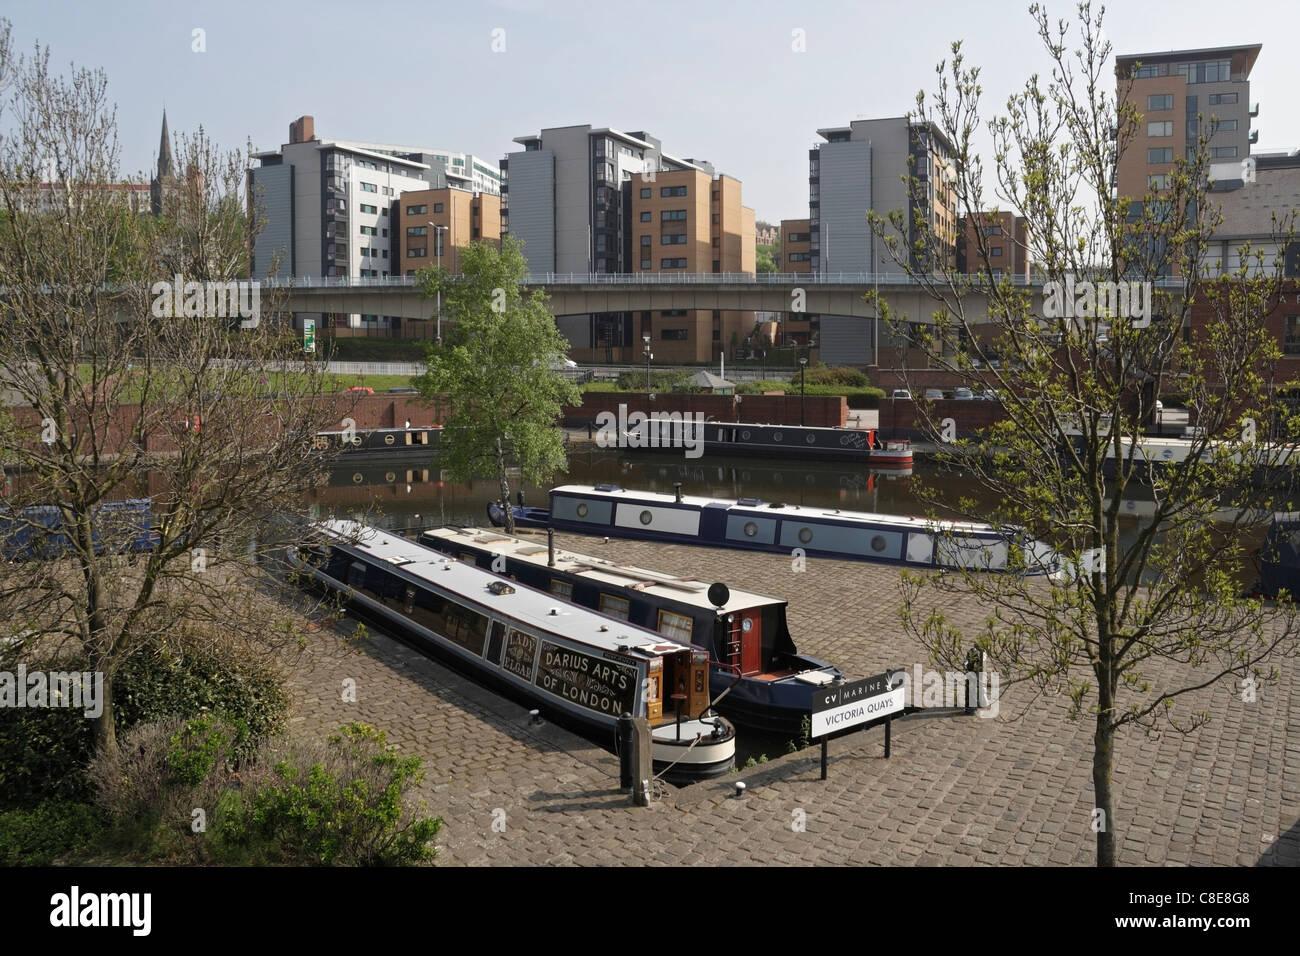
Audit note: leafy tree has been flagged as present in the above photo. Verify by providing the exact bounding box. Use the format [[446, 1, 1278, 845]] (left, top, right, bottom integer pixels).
[[413, 236, 581, 533], [756, 244, 777, 274], [0, 19, 343, 757], [867, 2, 1300, 866]]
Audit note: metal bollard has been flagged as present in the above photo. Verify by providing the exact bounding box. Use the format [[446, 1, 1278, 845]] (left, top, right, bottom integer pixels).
[[617, 713, 635, 791]]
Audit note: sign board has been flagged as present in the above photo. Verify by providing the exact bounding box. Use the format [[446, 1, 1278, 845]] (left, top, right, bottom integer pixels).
[[303, 318, 316, 354], [810, 670, 905, 738]]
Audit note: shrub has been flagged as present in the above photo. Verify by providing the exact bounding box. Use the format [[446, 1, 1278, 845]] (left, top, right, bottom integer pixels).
[[794, 365, 873, 388], [0, 800, 104, 866]]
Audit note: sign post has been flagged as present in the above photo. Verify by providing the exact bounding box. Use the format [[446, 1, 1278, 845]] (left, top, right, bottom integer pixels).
[[303, 318, 316, 355], [810, 670, 905, 780]]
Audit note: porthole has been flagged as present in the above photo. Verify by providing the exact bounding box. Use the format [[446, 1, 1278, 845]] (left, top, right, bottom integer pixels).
[[871, 535, 888, 553], [741, 430, 751, 440], [385, 471, 396, 483], [383, 433, 396, 445], [798, 527, 813, 544], [743, 521, 759, 537], [805, 433, 816, 444], [639, 510, 653, 525], [352, 472, 364, 484], [741, 618, 753, 632], [772, 431, 783, 442], [576, 503, 589, 518]]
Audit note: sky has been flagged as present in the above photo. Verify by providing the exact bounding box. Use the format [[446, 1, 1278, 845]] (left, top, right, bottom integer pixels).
[[6, 0, 1299, 223]]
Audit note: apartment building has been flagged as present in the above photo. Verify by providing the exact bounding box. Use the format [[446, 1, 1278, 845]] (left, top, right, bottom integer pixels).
[[957, 210, 1030, 280], [1115, 44, 1260, 206], [778, 219, 815, 347], [248, 115, 501, 334], [395, 187, 501, 276], [503, 124, 756, 363]]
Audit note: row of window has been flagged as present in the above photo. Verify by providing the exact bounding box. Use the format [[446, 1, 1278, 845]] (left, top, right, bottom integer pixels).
[[407, 247, 426, 257], [360, 248, 388, 258], [406, 203, 446, 215], [638, 186, 689, 198]]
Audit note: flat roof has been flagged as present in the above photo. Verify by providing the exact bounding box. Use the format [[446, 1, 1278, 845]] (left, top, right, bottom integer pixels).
[[1116, 43, 1261, 73], [314, 520, 690, 659], [420, 526, 784, 613]]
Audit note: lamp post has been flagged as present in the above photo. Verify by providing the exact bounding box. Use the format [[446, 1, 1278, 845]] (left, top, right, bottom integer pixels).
[[430, 222, 447, 345], [799, 356, 808, 426], [643, 334, 653, 397]]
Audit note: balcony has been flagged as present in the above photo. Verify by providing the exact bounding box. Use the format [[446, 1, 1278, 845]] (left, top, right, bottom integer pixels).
[[1250, 102, 1259, 117]]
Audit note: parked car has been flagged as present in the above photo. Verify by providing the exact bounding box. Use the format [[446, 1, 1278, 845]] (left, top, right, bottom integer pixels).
[[952, 387, 975, 400], [923, 388, 945, 401], [890, 389, 912, 399], [980, 388, 1001, 401]]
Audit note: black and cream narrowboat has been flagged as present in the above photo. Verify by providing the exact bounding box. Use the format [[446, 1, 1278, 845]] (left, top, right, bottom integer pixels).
[[418, 525, 846, 734], [293, 520, 736, 782]]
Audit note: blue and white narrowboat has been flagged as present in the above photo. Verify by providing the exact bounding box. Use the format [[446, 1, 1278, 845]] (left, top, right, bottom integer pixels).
[[418, 525, 846, 734], [293, 520, 736, 782], [489, 484, 1061, 575]]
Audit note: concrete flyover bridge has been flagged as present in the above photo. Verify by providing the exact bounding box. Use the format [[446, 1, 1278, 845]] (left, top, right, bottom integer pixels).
[[266, 272, 1048, 321]]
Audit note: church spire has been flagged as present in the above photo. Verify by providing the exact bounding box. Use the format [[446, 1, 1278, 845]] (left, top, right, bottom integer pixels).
[[151, 110, 174, 216], [157, 110, 173, 179]]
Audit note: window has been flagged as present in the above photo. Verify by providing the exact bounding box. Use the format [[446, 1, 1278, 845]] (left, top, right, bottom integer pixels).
[[1135, 65, 1159, 78], [990, 246, 1003, 257], [407, 247, 426, 257], [660, 309, 687, 316], [787, 232, 810, 242], [1147, 94, 1174, 111], [711, 190, 719, 201], [660, 185, 687, 197], [1211, 145, 1238, 158], [661, 258, 687, 268], [599, 594, 629, 620], [657, 610, 694, 642], [1148, 174, 1170, 190], [360, 182, 377, 193], [1147, 121, 1173, 137], [1210, 92, 1238, 105], [711, 213, 719, 224], [640, 259, 651, 270], [359, 203, 377, 214], [712, 237, 719, 248], [407, 226, 427, 236], [1214, 119, 1238, 132], [640, 188, 651, 199], [661, 329, 688, 340], [1148, 147, 1174, 163], [661, 233, 686, 245], [640, 211, 652, 222], [788, 253, 810, 262], [1286, 317, 1300, 356], [406, 204, 427, 215], [360, 225, 377, 236], [434, 203, 444, 213], [661, 209, 687, 221], [640, 235, 651, 246], [549, 580, 573, 600]]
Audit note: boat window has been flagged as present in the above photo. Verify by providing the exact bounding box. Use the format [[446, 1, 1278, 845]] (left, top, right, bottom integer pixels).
[[599, 593, 630, 620], [550, 579, 574, 600], [743, 521, 759, 537], [657, 609, 693, 642], [638, 510, 653, 525], [798, 527, 814, 544]]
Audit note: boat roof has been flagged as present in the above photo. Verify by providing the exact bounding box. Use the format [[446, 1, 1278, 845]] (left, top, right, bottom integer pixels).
[[702, 421, 870, 434], [551, 485, 1008, 535], [419, 526, 785, 613], [313, 520, 694, 660]]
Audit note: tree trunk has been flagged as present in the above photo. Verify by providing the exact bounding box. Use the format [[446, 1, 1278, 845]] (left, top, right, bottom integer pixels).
[[1093, 707, 1116, 867], [92, 669, 116, 756], [496, 436, 514, 535]]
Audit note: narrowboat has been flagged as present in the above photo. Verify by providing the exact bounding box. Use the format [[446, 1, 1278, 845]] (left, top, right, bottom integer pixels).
[[488, 484, 1062, 575], [1254, 512, 1300, 600], [417, 525, 845, 734], [293, 520, 736, 782], [0, 498, 157, 561], [312, 425, 442, 455], [624, 418, 913, 468]]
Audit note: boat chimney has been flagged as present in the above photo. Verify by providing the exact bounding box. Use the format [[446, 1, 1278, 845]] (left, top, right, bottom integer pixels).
[[674, 482, 683, 503], [547, 527, 555, 567]]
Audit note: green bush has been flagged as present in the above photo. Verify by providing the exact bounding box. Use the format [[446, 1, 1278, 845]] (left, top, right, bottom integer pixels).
[[616, 368, 695, 392], [0, 643, 289, 811], [794, 365, 873, 388], [0, 800, 104, 865]]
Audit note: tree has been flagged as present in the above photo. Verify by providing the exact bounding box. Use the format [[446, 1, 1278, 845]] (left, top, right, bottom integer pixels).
[[0, 20, 345, 757], [412, 236, 581, 534], [756, 244, 777, 274], [867, 2, 1300, 866]]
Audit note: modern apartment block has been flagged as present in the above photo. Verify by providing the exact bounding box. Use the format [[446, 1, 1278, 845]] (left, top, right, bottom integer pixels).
[[778, 219, 815, 347], [957, 211, 1030, 280], [1200, 150, 1300, 277], [248, 115, 502, 334], [1115, 44, 1260, 208], [503, 124, 756, 363], [395, 188, 501, 276]]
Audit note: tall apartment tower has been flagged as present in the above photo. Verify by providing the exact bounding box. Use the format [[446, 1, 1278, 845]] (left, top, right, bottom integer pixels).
[[503, 125, 755, 362], [249, 115, 503, 333], [1115, 45, 1261, 203]]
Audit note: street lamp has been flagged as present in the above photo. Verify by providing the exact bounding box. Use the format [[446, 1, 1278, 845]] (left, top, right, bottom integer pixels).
[[799, 356, 808, 426], [430, 222, 447, 345], [643, 334, 653, 396]]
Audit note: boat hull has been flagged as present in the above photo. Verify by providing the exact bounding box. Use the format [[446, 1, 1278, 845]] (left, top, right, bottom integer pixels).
[[624, 420, 912, 466]]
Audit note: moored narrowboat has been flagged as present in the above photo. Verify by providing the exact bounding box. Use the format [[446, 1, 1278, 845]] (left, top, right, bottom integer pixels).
[[623, 418, 913, 468], [312, 425, 442, 454], [293, 520, 736, 782], [418, 525, 845, 734]]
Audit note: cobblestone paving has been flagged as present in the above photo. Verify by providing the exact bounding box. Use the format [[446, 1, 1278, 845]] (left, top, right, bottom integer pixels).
[[283, 533, 1300, 866]]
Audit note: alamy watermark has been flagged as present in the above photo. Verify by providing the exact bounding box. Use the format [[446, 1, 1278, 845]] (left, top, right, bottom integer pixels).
[[1043, 273, 1151, 328], [0, 665, 103, 717], [150, 275, 260, 328], [594, 403, 705, 459], [901, 663, 1000, 718]]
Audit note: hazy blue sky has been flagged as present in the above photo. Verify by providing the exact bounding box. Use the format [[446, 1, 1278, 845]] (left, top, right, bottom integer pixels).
[[7, 0, 1298, 222]]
